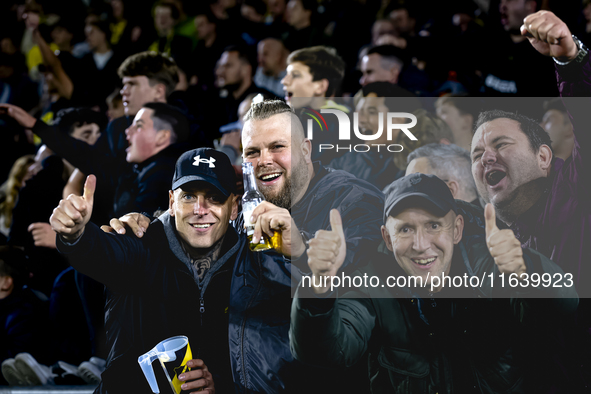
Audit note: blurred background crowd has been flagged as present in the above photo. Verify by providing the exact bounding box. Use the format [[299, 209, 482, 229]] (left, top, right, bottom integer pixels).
[[0, 0, 585, 386]]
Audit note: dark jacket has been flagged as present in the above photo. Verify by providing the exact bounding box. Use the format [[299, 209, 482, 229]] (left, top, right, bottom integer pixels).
[[290, 162, 384, 274], [57, 211, 307, 394], [0, 286, 48, 373], [112, 144, 187, 218], [31, 119, 187, 219], [290, 241, 578, 394], [329, 151, 405, 190]]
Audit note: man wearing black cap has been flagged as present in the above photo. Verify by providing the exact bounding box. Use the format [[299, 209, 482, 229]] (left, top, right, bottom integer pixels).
[[49, 148, 258, 394], [290, 173, 577, 393]]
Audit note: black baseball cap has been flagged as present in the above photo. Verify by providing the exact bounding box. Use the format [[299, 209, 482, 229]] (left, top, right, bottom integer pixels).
[[383, 173, 457, 222], [172, 148, 237, 196]]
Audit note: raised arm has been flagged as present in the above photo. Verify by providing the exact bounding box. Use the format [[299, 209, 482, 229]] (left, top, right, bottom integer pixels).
[[522, 11, 591, 153], [0, 104, 113, 179], [34, 29, 73, 99], [51, 175, 147, 288]]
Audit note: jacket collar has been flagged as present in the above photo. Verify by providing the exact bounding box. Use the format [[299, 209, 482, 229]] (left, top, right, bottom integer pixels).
[[157, 211, 244, 291]]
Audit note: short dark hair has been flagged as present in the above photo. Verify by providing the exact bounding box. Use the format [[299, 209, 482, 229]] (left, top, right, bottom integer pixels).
[[287, 46, 345, 97], [384, 1, 417, 19], [195, 6, 218, 24], [362, 82, 422, 113], [543, 97, 567, 114], [222, 45, 257, 76], [366, 45, 405, 68], [54, 108, 108, 135], [0, 246, 29, 290], [244, 0, 268, 16], [475, 110, 553, 154], [118, 52, 179, 97], [142, 102, 190, 143], [154, 1, 180, 20], [436, 94, 480, 121], [86, 20, 112, 45], [299, 0, 318, 13]]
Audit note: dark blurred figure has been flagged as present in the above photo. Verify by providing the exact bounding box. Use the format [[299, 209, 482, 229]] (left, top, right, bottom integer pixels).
[[108, 0, 155, 58], [214, 45, 275, 131], [148, 1, 192, 65], [0, 246, 49, 381], [476, 0, 558, 96], [265, 0, 289, 36], [189, 7, 232, 93], [0, 155, 35, 243], [106, 90, 124, 122], [254, 37, 288, 97], [79, 21, 124, 110], [359, 45, 405, 87], [329, 81, 423, 189], [8, 145, 71, 296], [282, 0, 323, 51], [434, 94, 479, 152], [541, 98, 574, 162], [239, 0, 270, 45]]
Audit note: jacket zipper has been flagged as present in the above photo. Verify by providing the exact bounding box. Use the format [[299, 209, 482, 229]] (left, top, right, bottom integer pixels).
[[239, 250, 263, 393]]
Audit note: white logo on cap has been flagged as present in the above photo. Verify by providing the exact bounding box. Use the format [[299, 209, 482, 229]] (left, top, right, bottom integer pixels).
[[193, 155, 216, 168]]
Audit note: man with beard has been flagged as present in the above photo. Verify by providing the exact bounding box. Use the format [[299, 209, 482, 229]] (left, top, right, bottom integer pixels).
[[470, 10, 591, 391], [214, 45, 276, 130], [110, 99, 384, 392], [290, 173, 578, 393], [242, 99, 384, 275]]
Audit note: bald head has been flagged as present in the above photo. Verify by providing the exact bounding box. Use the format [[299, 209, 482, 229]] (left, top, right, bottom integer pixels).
[[258, 38, 288, 76]]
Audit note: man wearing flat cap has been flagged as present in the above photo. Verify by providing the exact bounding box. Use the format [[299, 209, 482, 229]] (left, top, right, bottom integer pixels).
[[290, 173, 578, 393], [50, 148, 292, 394]]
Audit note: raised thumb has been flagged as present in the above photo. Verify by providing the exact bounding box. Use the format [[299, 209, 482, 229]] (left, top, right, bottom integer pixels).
[[83, 175, 96, 206], [484, 203, 498, 239], [330, 209, 345, 241]]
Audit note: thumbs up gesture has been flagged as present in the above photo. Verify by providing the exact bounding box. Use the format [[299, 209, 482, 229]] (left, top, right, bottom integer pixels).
[[485, 204, 526, 278], [307, 209, 347, 294], [50, 175, 96, 242]]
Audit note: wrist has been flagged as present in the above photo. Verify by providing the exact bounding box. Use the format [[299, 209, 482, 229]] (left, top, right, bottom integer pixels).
[[291, 230, 309, 259], [554, 35, 588, 65], [61, 227, 85, 243]]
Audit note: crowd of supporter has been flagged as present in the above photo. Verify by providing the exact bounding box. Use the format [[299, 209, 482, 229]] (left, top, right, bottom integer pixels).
[[0, 0, 587, 390]]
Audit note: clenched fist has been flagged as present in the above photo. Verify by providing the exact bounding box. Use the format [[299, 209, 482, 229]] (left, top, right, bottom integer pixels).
[[521, 11, 578, 61], [485, 204, 526, 278], [50, 175, 96, 242]]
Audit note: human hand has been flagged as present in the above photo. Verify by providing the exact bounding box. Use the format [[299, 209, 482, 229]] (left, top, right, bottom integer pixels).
[[307, 209, 346, 294], [0, 104, 37, 129], [485, 204, 526, 277], [28, 222, 56, 249], [177, 359, 215, 394], [250, 201, 306, 258], [100, 212, 151, 238], [521, 11, 578, 61], [50, 175, 95, 242]]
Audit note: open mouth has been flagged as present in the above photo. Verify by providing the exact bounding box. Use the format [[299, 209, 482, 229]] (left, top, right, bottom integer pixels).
[[258, 172, 282, 182], [485, 170, 507, 186], [411, 257, 436, 266]]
